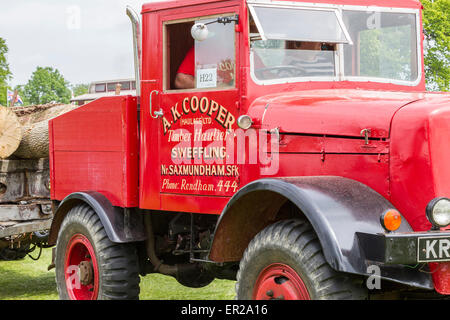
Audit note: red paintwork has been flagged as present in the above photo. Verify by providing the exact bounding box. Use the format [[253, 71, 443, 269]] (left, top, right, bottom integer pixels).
[[138, 0, 427, 212], [253, 263, 311, 300], [49, 0, 450, 294], [251, 90, 425, 138], [49, 96, 139, 207], [64, 233, 99, 300], [430, 262, 450, 295]]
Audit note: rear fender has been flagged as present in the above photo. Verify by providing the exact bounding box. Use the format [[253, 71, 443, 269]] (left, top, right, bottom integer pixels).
[[48, 191, 146, 245]]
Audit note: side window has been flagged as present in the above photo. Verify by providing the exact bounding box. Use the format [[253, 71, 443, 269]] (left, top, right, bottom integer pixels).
[[195, 17, 236, 89], [95, 83, 106, 93], [165, 15, 236, 90]]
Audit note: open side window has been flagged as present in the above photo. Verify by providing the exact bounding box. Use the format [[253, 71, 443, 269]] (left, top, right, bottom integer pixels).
[[248, 3, 352, 44], [164, 14, 237, 91], [164, 21, 195, 90]]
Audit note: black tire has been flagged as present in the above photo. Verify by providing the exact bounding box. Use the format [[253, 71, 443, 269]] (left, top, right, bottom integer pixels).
[[55, 204, 140, 300], [236, 219, 367, 300]]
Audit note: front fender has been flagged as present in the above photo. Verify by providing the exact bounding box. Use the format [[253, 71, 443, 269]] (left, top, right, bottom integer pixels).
[[209, 176, 433, 289]]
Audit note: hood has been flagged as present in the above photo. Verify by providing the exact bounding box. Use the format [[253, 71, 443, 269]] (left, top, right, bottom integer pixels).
[[248, 89, 426, 138]]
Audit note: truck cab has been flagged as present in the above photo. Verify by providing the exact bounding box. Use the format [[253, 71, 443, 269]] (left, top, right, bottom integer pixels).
[[48, 0, 450, 300]]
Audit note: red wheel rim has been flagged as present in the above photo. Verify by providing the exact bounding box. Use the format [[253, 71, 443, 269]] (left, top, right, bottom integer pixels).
[[253, 263, 311, 300], [64, 234, 99, 300]]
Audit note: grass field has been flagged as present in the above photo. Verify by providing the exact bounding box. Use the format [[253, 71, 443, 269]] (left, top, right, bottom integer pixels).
[[0, 248, 236, 300]]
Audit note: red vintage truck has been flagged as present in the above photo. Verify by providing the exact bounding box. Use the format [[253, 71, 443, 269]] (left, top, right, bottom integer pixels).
[[46, 0, 450, 300]]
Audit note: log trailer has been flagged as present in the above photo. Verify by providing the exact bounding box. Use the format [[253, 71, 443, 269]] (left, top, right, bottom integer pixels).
[[45, 0, 450, 300], [0, 158, 52, 260], [0, 104, 76, 261]]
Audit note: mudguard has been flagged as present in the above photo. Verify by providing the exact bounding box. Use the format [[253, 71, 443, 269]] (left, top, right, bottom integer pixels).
[[48, 191, 146, 245], [209, 176, 433, 290]]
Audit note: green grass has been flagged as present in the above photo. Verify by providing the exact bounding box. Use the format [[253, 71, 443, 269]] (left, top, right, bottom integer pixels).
[[0, 248, 236, 300]]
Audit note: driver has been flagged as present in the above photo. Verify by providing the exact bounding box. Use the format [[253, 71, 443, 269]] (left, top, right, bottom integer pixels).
[[282, 41, 335, 77], [174, 46, 195, 89]]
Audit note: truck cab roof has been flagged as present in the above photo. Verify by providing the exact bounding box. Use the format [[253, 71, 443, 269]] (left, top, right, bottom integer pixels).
[[142, 0, 423, 13]]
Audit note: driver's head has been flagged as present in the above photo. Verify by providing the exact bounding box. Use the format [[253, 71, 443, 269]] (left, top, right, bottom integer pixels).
[[289, 41, 322, 51]]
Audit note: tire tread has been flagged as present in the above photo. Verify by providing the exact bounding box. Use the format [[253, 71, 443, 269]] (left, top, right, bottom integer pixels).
[[236, 218, 367, 300], [55, 204, 140, 300]]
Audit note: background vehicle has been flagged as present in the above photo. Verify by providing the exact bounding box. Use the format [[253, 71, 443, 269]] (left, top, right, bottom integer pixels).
[[71, 79, 137, 106], [46, 0, 450, 300]]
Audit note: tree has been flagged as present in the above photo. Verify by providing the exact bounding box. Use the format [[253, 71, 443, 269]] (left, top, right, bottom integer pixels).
[[422, 0, 450, 91], [71, 83, 89, 97], [0, 38, 12, 106], [24, 67, 72, 105]]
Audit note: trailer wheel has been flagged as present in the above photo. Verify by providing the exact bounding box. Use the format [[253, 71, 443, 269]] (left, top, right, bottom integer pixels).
[[236, 219, 367, 300], [55, 204, 140, 300]]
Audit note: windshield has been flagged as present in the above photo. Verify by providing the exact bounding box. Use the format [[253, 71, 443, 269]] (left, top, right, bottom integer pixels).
[[251, 40, 337, 80], [342, 10, 418, 82], [249, 4, 419, 85]]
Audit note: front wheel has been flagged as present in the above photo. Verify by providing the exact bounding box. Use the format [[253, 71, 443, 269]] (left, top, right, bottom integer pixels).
[[55, 204, 140, 300], [236, 219, 367, 300]]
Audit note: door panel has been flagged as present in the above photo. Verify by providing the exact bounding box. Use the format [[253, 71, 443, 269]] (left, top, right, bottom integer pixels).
[[140, 8, 242, 213], [160, 90, 240, 198], [159, 11, 241, 212]]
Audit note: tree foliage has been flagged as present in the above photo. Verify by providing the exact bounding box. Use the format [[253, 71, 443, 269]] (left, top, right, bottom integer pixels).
[[422, 0, 450, 91], [359, 25, 415, 81], [71, 83, 89, 97], [0, 38, 12, 106], [24, 67, 72, 105]]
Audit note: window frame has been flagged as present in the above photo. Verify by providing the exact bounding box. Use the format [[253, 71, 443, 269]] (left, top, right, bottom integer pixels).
[[107, 83, 117, 92], [162, 12, 239, 93], [120, 81, 131, 91], [95, 83, 106, 93]]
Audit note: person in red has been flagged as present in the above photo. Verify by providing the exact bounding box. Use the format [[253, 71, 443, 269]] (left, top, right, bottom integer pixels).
[[175, 46, 195, 89]]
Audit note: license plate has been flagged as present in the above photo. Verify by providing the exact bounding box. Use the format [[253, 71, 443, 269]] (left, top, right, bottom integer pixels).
[[417, 236, 450, 262]]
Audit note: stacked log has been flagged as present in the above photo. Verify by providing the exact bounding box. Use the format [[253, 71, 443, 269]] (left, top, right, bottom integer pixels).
[[0, 104, 78, 159], [0, 106, 22, 159]]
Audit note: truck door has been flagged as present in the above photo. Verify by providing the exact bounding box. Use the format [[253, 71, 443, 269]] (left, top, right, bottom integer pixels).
[[152, 10, 241, 213]]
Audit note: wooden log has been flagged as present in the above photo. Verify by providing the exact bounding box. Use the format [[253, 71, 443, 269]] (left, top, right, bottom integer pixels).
[[13, 120, 50, 159], [0, 106, 22, 159], [0, 104, 78, 159], [12, 104, 78, 159]]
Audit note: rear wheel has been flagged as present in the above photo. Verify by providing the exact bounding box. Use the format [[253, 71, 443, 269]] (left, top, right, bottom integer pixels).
[[236, 219, 367, 300], [55, 204, 140, 300]]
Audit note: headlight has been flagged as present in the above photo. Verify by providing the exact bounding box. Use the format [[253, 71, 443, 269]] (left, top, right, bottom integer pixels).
[[237, 115, 253, 130], [426, 198, 450, 228]]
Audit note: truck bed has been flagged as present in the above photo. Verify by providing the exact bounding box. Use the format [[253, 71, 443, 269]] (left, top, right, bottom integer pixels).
[[48, 96, 139, 208]]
